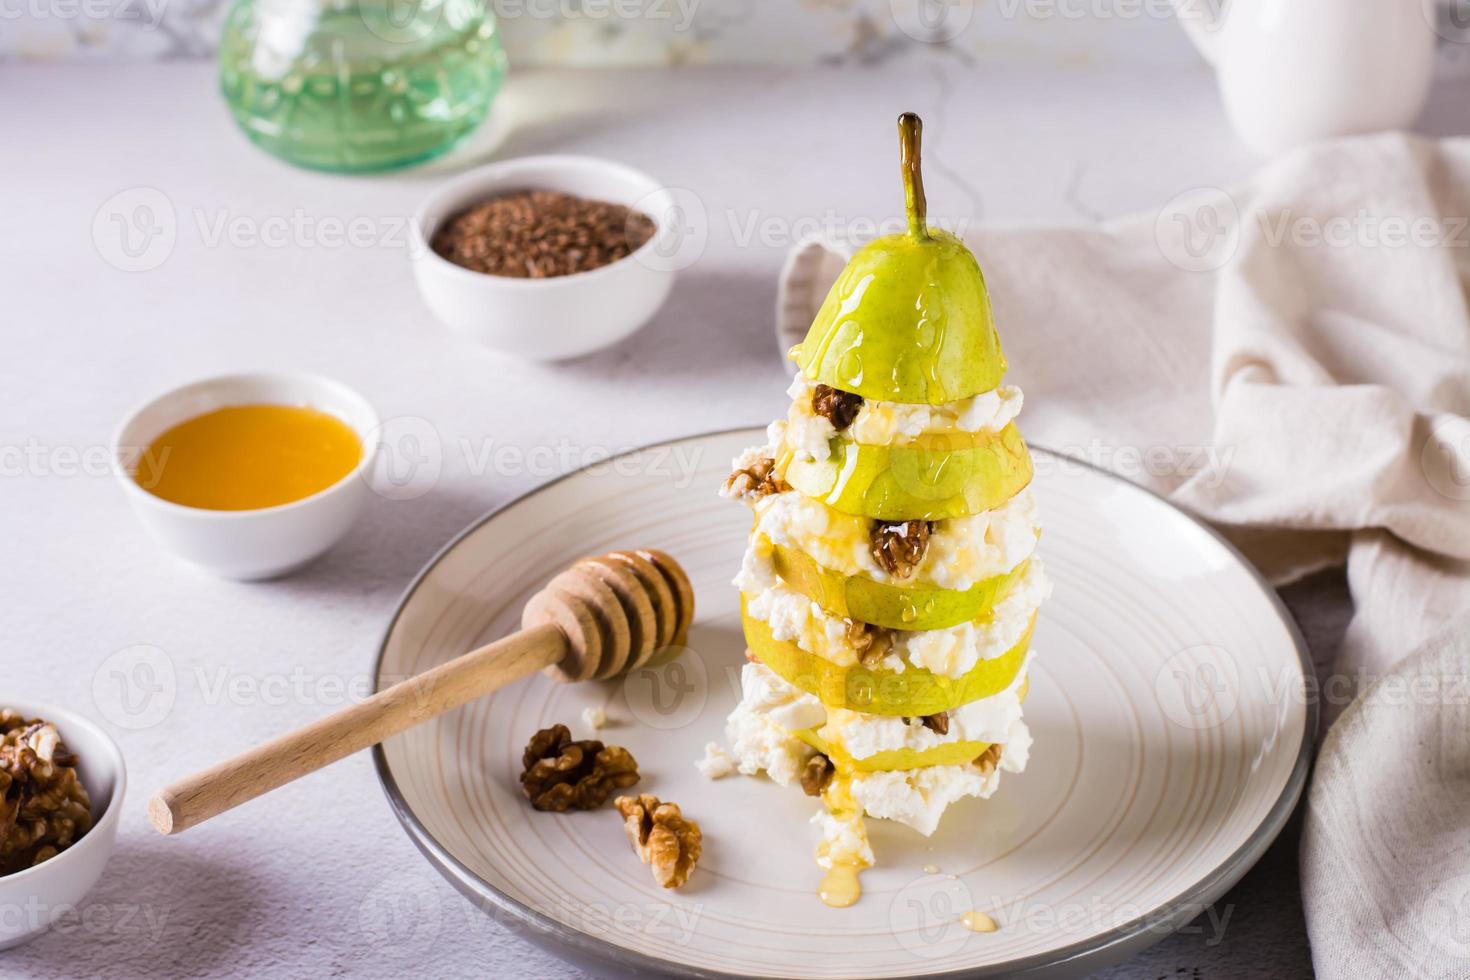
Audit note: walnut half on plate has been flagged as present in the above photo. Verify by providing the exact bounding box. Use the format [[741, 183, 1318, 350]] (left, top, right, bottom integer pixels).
[[615, 794, 702, 889], [519, 724, 639, 812]]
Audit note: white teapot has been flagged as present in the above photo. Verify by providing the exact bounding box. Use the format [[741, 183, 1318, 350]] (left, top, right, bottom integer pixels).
[[1171, 0, 1438, 154]]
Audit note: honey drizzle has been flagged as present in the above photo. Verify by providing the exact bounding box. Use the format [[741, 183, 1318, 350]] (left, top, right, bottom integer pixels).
[[815, 776, 872, 909]]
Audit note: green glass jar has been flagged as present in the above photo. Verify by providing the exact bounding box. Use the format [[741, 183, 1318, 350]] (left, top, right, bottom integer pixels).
[[219, 0, 507, 173]]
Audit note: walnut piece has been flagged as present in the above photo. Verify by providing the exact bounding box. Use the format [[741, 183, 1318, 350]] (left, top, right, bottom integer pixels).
[[974, 744, 1003, 775], [871, 520, 933, 579], [721, 454, 790, 501], [0, 709, 92, 876], [845, 620, 894, 667], [615, 794, 702, 889], [920, 712, 949, 736], [811, 384, 864, 431], [519, 724, 639, 812], [800, 754, 835, 797]]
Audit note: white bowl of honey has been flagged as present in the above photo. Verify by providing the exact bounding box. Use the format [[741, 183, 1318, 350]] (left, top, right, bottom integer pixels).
[[113, 373, 380, 580]]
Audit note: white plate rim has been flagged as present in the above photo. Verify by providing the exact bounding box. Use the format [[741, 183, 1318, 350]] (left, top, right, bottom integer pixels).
[[371, 428, 1316, 979]]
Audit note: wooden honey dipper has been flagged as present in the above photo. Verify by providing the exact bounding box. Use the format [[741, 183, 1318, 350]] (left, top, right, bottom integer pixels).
[[149, 549, 694, 836]]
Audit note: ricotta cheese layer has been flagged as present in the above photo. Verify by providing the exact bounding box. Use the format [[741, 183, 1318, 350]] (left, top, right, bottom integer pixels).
[[783, 374, 1025, 458], [724, 662, 1033, 835], [749, 486, 1039, 591], [741, 558, 1049, 678], [847, 722, 1030, 837]]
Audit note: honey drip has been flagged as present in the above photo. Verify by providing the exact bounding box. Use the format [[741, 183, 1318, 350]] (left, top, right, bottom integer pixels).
[[961, 910, 998, 933], [815, 777, 872, 909]]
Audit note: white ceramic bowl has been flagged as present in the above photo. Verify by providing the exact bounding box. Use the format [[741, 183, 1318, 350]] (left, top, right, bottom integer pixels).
[[0, 701, 126, 951], [410, 155, 679, 360], [113, 372, 380, 581]]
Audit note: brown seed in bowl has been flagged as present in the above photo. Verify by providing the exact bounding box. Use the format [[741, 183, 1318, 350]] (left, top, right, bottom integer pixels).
[[431, 190, 656, 279]]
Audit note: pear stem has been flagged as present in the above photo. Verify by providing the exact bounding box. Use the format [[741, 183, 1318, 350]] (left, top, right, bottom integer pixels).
[[898, 112, 929, 241]]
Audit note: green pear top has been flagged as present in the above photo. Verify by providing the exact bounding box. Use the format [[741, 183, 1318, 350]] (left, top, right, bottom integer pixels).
[[793, 113, 1007, 405]]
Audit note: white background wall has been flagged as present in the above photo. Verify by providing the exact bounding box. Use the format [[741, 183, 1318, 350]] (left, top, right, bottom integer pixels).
[[1, 0, 1205, 65]]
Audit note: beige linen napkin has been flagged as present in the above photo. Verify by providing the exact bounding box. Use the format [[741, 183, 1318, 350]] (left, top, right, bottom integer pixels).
[[775, 133, 1470, 978]]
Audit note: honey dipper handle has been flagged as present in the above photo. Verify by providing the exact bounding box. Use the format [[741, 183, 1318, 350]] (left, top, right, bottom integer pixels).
[[148, 622, 566, 836]]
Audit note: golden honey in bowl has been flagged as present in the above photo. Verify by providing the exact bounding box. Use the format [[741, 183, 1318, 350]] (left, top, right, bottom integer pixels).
[[135, 404, 362, 511]]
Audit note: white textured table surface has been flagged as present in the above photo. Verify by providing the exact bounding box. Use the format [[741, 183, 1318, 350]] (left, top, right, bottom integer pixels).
[[3, 57, 1411, 978]]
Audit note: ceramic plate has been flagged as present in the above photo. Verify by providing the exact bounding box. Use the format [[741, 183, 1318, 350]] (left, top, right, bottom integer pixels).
[[373, 429, 1312, 979]]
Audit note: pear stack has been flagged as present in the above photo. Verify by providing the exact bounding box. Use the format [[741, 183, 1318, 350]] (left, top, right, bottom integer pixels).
[[716, 114, 1048, 907]]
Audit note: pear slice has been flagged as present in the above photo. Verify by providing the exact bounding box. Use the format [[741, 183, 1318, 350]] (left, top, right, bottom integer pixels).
[[742, 598, 1033, 716], [794, 728, 993, 772], [782, 423, 1033, 522], [793, 113, 1007, 405], [768, 537, 1033, 631], [792, 676, 1028, 771]]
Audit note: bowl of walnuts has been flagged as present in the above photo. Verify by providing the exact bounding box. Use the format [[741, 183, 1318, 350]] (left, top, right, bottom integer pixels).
[[0, 702, 125, 950]]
